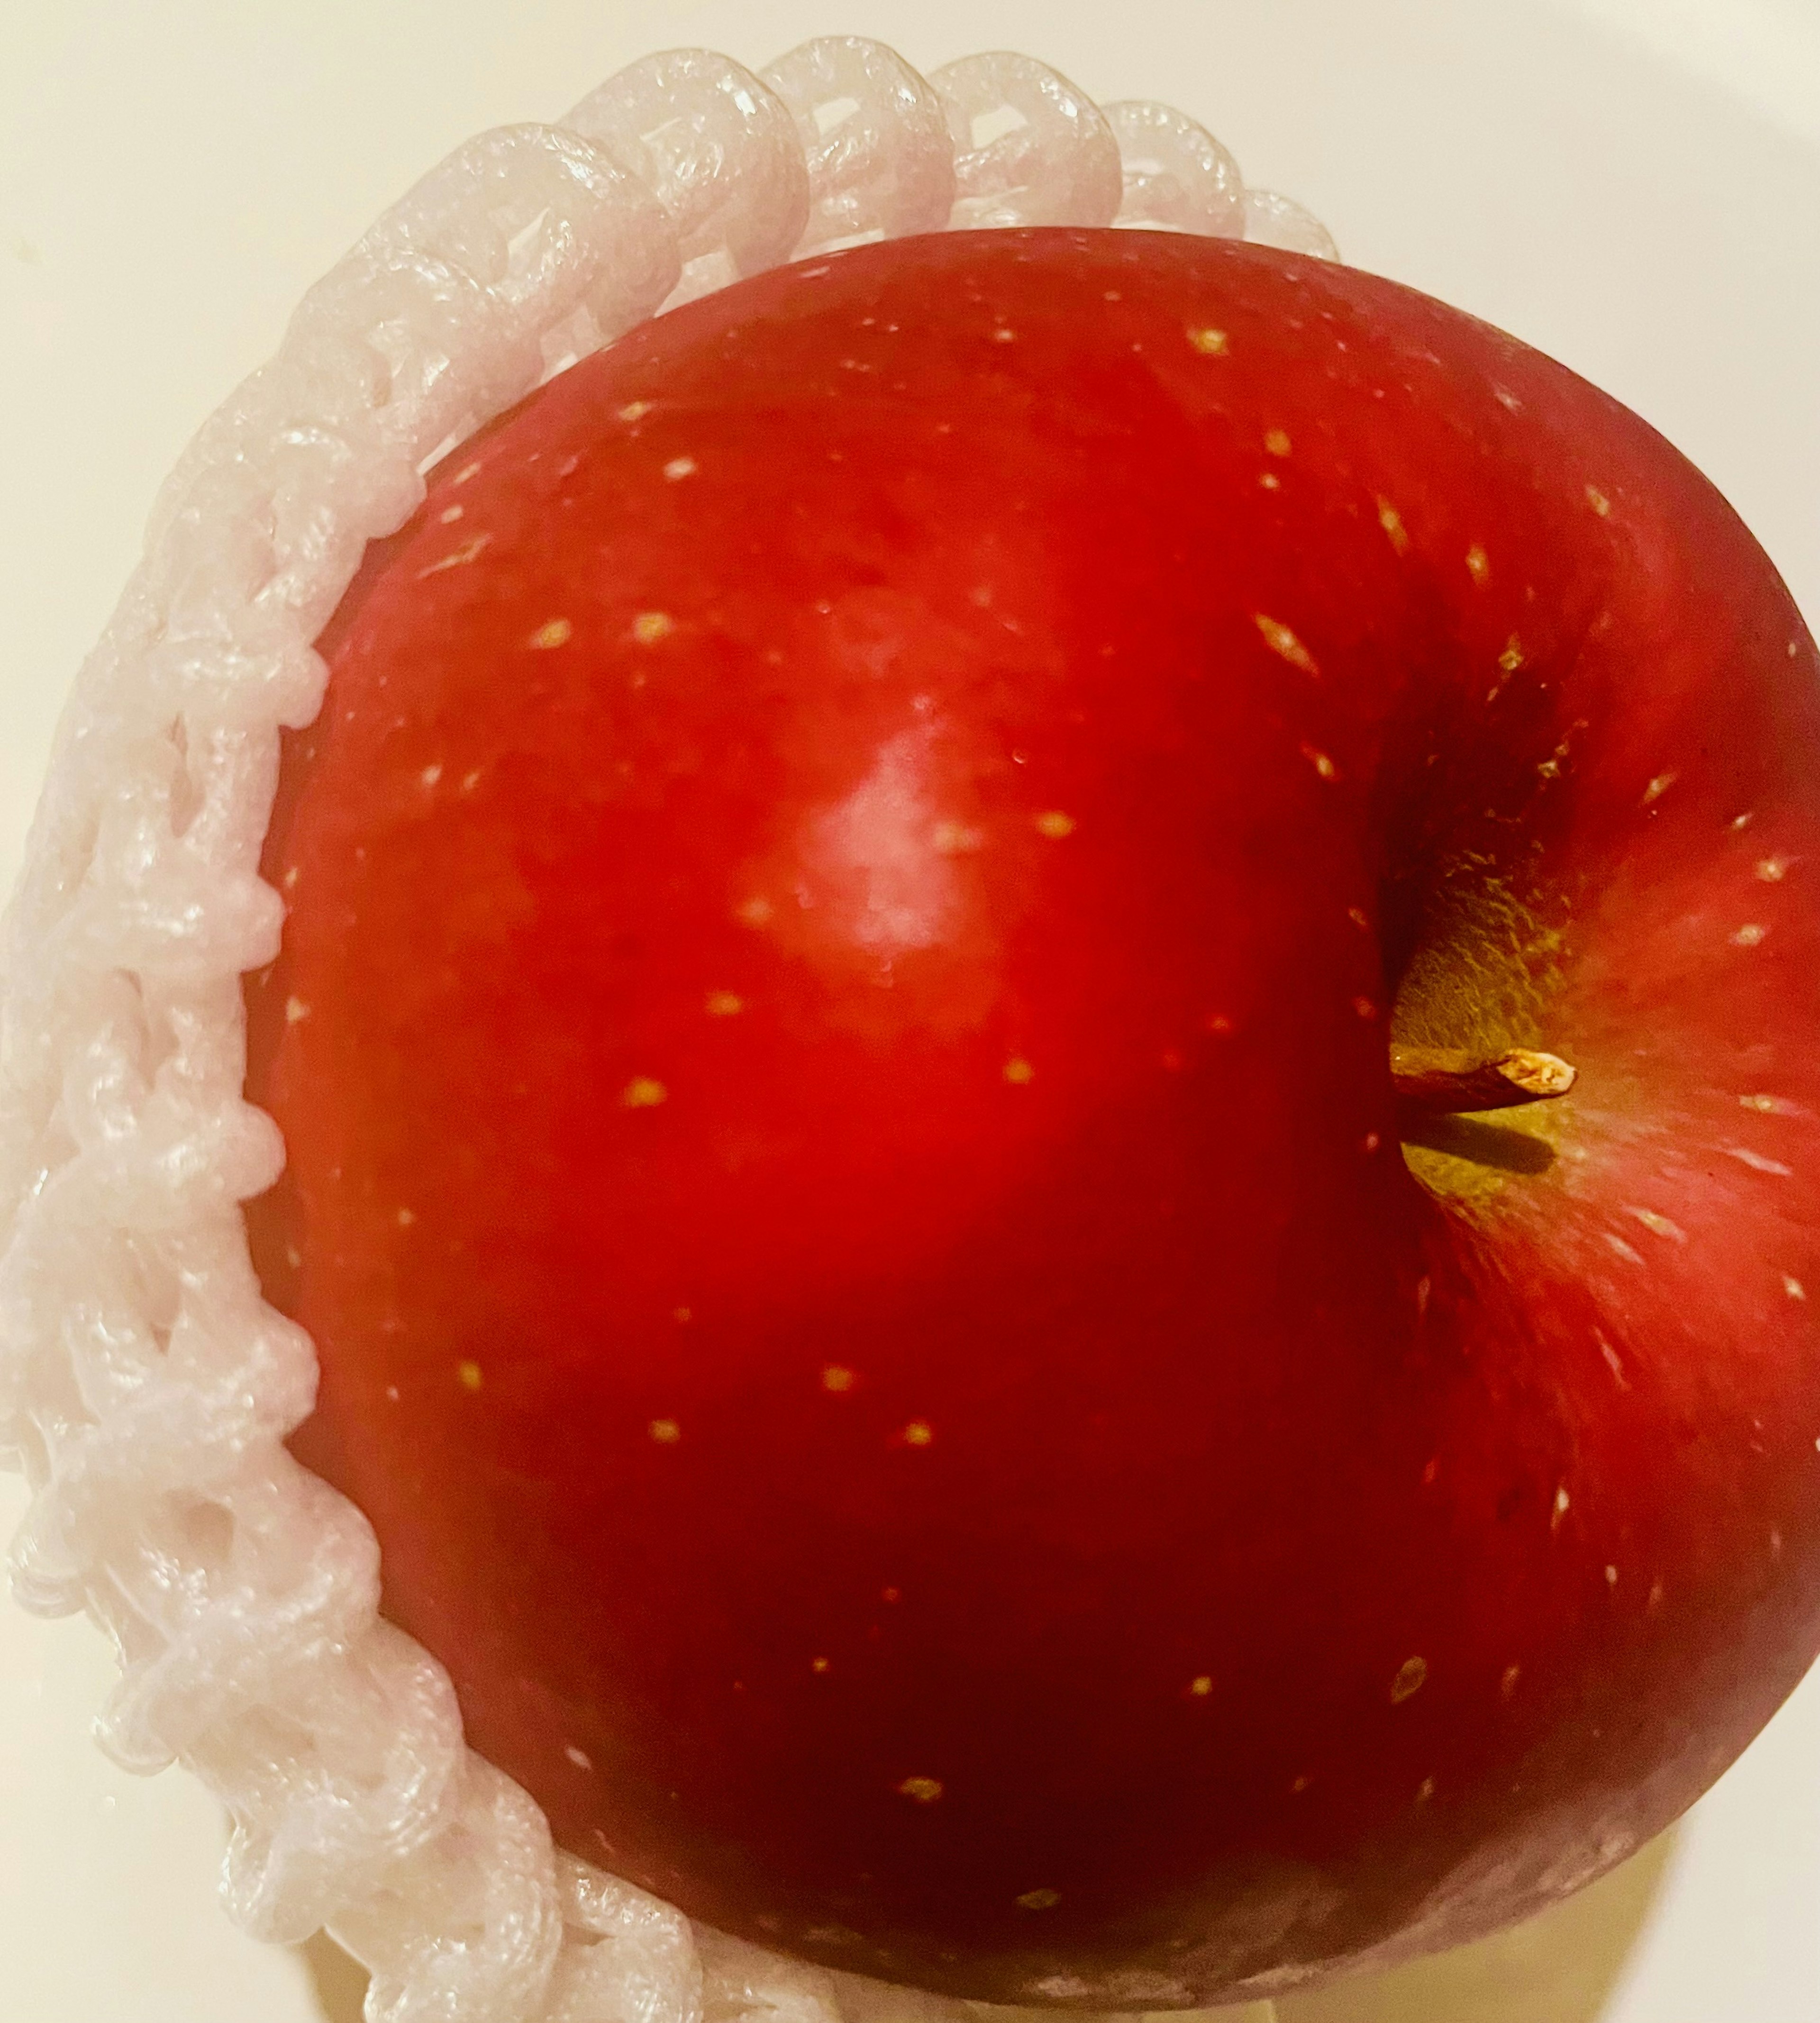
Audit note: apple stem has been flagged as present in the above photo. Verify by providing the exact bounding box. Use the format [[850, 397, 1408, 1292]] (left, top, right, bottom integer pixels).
[[1390, 1043, 1577, 1115]]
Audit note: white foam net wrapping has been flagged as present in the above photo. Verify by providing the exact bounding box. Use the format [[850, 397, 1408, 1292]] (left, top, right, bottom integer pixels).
[[0, 39, 1329, 2023]]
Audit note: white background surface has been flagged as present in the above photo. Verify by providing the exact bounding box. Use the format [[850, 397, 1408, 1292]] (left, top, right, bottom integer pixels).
[[2, 3, 1817, 2019]]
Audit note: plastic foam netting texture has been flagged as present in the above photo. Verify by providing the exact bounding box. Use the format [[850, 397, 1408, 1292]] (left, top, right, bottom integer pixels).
[[0, 38, 1331, 2023]]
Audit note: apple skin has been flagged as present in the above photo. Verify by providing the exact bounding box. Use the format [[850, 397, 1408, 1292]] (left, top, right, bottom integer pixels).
[[244, 230, 1820, 2007]]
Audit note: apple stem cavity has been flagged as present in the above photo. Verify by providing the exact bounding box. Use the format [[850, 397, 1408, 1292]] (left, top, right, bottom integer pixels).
[[1390, 1044, 1578, 1115]]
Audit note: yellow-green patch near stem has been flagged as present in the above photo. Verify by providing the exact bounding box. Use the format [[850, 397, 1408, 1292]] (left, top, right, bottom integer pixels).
[[1390, 854, 1575, 1206]]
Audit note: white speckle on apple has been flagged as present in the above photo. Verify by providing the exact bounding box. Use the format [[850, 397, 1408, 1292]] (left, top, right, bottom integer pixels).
[[1641, 770, 1678, 806], [1784, 1275, 1806, 1301], [1390, 1656, 1428, 1703], [420, 764, 443, 788], [664, 455, 699, 481], [1552, 1486, 1572, 1529], [528, 618, 573, 650], [1465, 544, 1491, 587], [1734, 922, 1769, 947], [1585, 483, 1611, 516], [1605, 1565, 1619, 1586], [1756, 856, 1792, 881], [284, 996, 310, 1025], [416, 533, 491, 577], [566, 1744, 593, 1769], [1376, 498, 1410, 555], [1625, 1206, 1687, 1243], [1256, 614, 1319, 675], [439, 504, 464, 524], [1726, 1145, 1793, 1176]]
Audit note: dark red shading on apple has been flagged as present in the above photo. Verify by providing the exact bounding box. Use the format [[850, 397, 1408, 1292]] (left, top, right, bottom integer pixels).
[[245, 231, 1820, 2007]]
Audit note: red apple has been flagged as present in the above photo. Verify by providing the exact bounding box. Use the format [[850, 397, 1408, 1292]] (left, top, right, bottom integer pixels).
[[243, 228, 1820, 2007]]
